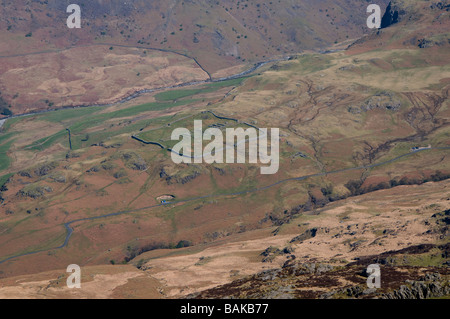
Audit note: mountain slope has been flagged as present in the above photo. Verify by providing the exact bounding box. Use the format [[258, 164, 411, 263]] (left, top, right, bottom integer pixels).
[[0, 0, 390, 115], [0, 0, 449, 299]]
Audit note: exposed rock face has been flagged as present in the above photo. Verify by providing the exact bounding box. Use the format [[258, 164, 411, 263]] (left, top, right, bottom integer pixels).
[[290, 228, 318, 244], [34, 162, 59, 177], [49, 173, 66, 183], [382, 273, 450, 299], [381, 2, 402, 28], [190, 237, 450, 299], [381, 0, 431, 29], [364, 91, 402, 111], [159, 167, 200, 185], [417, 38, 434, 49], [260, 245, 294, 263], [430, 1, 450, 11], [0, 181, 8, 203], [18, 171, 32, 178], [121, 152, 147, 171], [260, 246, 282, 263], [430, 210, 450, 239], [17, 185, 53, 199], [187, 262, 336, 299], [349, 91, 402, 114]]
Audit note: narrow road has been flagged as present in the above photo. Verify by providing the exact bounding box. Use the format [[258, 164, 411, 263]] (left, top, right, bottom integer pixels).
[[1, 146, 449, 265]]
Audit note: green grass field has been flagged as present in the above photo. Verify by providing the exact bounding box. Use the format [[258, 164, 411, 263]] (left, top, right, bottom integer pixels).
[[0, 73, 250, 146], [25, 99, 199, 152], [0, 139, 15, 171], [0, 76, 251, 173], [154, 77, 248, 101]]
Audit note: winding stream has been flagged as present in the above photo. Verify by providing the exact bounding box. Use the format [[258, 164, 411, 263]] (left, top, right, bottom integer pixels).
[[0, 54, 291, 124]]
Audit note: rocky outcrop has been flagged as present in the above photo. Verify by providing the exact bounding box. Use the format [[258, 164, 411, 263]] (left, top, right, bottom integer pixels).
[[49, 173, 66, 183], [430, 1, 450, 11], [159, 167, 200, 185], [417, 38, 434, 49], [381, 2, 401, 28], [381, 0, 427, 29], [33, 162, 59, 177], [382, 273, 450, 299], [17, 185, 53, 199], [362, 91, 402, 112], [0, 181, 8, 203], [429, 210, 450, 239], [121, 151, 147, 171], [260, 245, 294, 263], [290, 228, 318, 244], [349, 91, 402, 114]]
